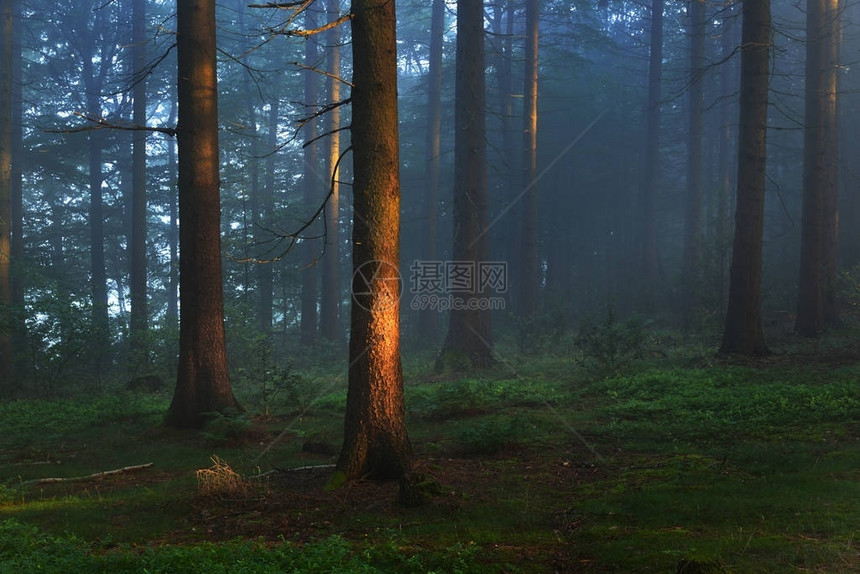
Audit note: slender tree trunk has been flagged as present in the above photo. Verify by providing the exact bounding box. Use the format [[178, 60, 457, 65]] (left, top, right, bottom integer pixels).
[[438, 0, 494, 369], [0, 0, 13, 393], [258, 99, 277, 335], [720, 0, 771, 355], [10, 0, 24, 382], [167, 0, 242, 428], [166, 97, 179, 328], [300, 7, 320, 346], [129, 0, 148, 373], [640, 0, 663, 311], [337, 0, 412, 481], [796, 0, 839, 335], [518, 0, 539, 320], [417, 0, 444, 343], [716, 9, 738, 315], [682, 0, 706, 326], [85, 79, 109, 367], [320, 0, 342, 344]]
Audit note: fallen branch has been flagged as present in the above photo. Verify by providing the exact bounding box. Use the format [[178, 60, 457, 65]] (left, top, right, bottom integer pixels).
[[22, 463, 154, 485]]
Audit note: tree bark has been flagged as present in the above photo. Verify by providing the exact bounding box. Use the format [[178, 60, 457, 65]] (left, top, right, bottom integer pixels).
[[167, 0, 242, 428], [640, 0, 663, 312], [129, 0, 148, 373], [320, 0, 342, 344], [796, 0, 839, 336], [518, 0, 539, 320], [438, 0, 494, 369], [0, 0, 13, 393], [682, 0, 706, 326], [720, 0, 771, 355], [417, 0, 444, 343], [336, 0, 412, 481], [300, 7, 320, 346]]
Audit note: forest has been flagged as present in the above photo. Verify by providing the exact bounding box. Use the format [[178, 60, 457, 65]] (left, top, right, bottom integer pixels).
[[0, 0, 859, 571]]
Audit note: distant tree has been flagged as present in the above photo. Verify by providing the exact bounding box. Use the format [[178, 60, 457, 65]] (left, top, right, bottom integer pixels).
[[300, 6, 320, 347], [720, 0, 771, 355], [715, 9, 738, 315], [69, 6, 112, 370], [682, 0, 705, 326], [438, 0, 494, 369], [796, 0, 839, 336], [336, 0, 413, 480], [319, 0, 342, 344], [166, 0, 243, 428], [518, 0, 539, 320], [0, 0, 13, 393], [129, 0, 148, 373], [417, 0, 444, 343], [258, 98, 278, 335], [639, 0, 663, 312]]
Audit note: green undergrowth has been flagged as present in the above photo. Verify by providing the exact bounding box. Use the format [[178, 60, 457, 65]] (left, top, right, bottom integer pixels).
[[0, 519, 481, 573], [1, 347, 859, 572]]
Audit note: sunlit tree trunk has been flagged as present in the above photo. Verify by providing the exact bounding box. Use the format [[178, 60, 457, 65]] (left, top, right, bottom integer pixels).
[[336, 0, 412, 480], [0, 0, 13, 393], [167, 0, 242, 428], [320, 0, 342, 344], [438, 0, 494, 369], [518, 0, 539, 321], [639, 0, 663, 311], [300, 6, 320, 346], [796, 0, 839, 336], [682, 0, 705, 327], [129, 0, 148, 373], [720, 0, 771, 355], [417, 0, 444, 343]]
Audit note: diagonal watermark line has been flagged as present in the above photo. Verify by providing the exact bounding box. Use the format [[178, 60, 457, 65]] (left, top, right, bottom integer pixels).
[[470, 109, 608, 250], [462, 322, 606, 463]]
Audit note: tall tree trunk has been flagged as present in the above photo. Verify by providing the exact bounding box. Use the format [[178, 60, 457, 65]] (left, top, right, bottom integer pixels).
[[796, 0, 839, 336], [336, 0, 412, 481], [85, 77, 109, 370], [716, 9, 738, 316], [10, 0, 24, 382], [167, 0, 242, 428], [720, 0, 771, 355], [417, 0, 444, 343], [518, 0, 539, 320], [438, 0, 494, 369], [129, 0, 148, 373], [166, 97, 179, 328], [682, 0, 706, 326], [320, 0, 342, 344], [0, 0, 13, 393], [640, 0, 663, 311], [300, 7, 320, 346], [258, 99, 277, 335]]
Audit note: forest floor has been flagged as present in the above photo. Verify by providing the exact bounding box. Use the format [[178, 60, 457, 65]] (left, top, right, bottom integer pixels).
[[1, 326, 859, 572]]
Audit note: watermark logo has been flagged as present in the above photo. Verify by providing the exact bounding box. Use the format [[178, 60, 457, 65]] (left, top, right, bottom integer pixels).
[[352, 260, 508, 313], [351, 259, 402, 312], [409, 260, 507, 312]]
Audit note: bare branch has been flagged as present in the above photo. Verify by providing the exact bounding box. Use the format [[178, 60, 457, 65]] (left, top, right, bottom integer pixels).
[[47, 112, 176, 137]]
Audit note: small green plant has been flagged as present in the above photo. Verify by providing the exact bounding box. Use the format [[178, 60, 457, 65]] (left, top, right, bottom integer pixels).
[[200, 409, 251, 443], [457, 413, 532, 455], [574, 303, 646, 372]]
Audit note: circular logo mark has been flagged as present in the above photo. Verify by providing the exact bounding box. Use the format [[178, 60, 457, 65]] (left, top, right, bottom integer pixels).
[[352, 259, 403, 312]]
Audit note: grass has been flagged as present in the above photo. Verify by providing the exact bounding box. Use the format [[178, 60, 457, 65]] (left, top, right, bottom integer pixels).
[[1, 338, 859, 572]]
